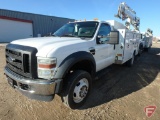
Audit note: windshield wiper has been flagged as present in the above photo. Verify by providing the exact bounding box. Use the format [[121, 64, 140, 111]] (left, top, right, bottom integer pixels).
[[52, 34, 58, 37], [61, 34, 76, 37]]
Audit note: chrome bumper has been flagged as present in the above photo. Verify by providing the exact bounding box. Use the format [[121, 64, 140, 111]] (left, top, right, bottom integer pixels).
[[4, 67, 62, 101]]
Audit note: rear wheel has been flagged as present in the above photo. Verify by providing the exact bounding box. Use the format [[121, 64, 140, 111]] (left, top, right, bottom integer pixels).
[[61, 70, 92, 109]]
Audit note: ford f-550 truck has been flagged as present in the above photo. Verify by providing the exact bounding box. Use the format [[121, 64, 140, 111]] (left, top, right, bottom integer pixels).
[[4, 20, 142, 109]]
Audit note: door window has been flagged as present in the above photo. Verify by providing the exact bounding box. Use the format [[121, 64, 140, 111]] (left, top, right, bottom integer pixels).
[[97, 23, 111, 44]]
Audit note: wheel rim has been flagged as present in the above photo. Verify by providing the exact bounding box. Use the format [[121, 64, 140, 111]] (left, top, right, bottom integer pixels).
[[73, 78, 89, 103]]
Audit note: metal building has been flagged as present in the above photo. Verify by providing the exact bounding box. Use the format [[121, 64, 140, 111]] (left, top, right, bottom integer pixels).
[[0, 9, 74, 42]]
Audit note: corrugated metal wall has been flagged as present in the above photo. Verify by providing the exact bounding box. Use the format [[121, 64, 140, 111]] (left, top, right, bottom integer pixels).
[[0, 9, 75, 37]]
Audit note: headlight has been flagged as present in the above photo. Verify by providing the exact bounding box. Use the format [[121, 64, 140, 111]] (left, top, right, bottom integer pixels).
[[37, 57, 57, 79]]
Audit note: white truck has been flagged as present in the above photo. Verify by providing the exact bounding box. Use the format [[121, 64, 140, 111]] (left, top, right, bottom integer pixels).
[[142, 28, 153, 51], [4, 20, 141, 109]]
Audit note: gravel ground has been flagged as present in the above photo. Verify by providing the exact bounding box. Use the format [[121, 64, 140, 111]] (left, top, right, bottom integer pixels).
[[0, 43, 160, 120]]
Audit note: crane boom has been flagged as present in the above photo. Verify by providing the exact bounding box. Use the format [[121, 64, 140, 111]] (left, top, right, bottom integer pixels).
[[115, 2, 140, 31]]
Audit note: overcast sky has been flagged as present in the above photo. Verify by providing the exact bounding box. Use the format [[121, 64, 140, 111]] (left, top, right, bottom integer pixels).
[[0, 0, 159, 36]]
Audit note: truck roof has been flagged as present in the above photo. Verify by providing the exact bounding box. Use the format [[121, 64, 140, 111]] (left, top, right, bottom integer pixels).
[[107, 20, 126, 29], [69, 20, 101, 23], [69, 20, 127, 30]]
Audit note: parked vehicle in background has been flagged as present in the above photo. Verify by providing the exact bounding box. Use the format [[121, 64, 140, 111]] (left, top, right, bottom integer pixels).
[[142, 28, 153, 51]]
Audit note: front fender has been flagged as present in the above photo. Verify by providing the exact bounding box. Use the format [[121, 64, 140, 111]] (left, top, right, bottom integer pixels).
[[54, 51, 96, 79]]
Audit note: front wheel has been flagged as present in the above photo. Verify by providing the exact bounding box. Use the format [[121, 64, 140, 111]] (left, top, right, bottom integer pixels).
[[61, 70, 92, 109]]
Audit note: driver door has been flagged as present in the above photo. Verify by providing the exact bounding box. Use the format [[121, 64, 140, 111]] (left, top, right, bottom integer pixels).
[[94, 23, 115, 72]]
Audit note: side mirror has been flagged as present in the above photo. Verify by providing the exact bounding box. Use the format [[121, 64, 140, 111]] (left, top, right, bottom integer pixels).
[[108, 31, 119, 44]]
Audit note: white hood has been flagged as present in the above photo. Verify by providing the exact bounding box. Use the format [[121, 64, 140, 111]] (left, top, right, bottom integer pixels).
[[11, 37, 84, 49], [11, 37, 90, 57]]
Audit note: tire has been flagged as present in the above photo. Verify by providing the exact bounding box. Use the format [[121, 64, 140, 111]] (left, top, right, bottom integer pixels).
[[144, 45, 152, 52], [127, 53, 135, 67], [138, 44, 143, 56], [144, 48, 148, 52], [61, 70, 92, 109], [148, 45, 152, 52]]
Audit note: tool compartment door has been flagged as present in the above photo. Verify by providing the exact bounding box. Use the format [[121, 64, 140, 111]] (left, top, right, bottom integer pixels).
[[123, 32, 134, 62]]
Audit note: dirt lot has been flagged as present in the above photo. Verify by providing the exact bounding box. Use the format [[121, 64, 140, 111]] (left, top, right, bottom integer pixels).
[[0, 43, 160, 120]]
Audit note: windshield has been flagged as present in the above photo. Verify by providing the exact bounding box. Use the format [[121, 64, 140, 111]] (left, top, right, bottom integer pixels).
[[53, 21, 99, 38]]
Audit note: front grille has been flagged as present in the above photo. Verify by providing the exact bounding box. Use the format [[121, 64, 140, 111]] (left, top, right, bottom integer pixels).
[[6, 49, 24, 74], [5, 44, 38, 79]]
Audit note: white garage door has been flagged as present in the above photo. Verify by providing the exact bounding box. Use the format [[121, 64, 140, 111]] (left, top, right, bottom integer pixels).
[[0, 18, 33, 43]]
